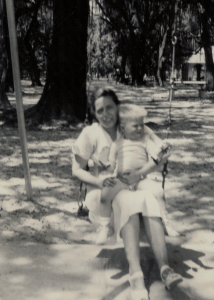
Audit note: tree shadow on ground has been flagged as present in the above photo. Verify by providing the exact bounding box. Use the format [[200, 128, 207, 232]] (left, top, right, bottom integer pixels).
[[97, 243, 214, 300]]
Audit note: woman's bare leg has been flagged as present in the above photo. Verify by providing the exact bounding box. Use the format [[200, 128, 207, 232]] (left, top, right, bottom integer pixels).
[[121, 214, 148, 294], [121, 214, 183, 292], [121, 214, 141, 276], [143, 216, 168, 270]]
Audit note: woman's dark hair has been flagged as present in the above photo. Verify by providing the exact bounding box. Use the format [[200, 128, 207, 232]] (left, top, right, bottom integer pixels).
[[89, 87, 120, 120]]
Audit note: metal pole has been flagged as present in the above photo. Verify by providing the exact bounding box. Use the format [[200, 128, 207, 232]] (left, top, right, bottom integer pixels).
[[5, 0, 33, 200]]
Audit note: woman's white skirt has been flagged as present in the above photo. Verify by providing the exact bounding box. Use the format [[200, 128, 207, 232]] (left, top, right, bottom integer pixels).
[[85, 186, 161, 242]]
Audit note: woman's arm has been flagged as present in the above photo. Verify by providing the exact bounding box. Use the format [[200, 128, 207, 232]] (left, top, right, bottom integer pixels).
[[72, 154, 103, 189], [72, 154, 117, 189]]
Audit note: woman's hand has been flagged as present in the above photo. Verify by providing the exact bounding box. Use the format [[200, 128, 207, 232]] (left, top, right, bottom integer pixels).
[[100, 177, 117, 188], [117, 169, 140, 186]]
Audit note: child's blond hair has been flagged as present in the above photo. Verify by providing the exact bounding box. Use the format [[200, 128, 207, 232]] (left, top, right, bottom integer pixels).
[[119, 104, 148, 125]]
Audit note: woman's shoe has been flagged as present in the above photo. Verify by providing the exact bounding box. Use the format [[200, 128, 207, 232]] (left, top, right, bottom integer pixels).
[[129, 271, 149, 300], [160, 265, 183, 290]]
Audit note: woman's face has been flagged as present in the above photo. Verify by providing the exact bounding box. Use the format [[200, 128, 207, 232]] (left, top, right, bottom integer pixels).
[[94, 96, 118, 129]]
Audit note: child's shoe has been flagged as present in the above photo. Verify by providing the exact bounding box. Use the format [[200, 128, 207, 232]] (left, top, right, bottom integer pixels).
[[129, 271, 149, 300], [96, 225, 113, 245], [160, 265, 183, 290]]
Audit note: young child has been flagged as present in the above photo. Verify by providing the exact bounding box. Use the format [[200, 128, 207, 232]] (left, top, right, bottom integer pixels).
[[96, 103, 179, 245]]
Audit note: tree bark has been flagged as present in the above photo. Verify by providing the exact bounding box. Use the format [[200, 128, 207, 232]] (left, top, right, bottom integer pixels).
[[0, 56, 12, 111], [120, 53, 127, 84], [23, 0, 43, 87], [157, 27, 168, 86], [201, 12, 214, 90], [0, 0, 13, 111], [24, 38, 42, 87], [24, 0, 89, 126]]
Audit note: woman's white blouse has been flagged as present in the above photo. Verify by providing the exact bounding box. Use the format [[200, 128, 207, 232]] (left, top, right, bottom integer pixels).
[[72, 123, 121, 176]]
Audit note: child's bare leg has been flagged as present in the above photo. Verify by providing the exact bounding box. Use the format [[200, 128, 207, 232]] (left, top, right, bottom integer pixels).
[[97, 179, 127, 244], [100, 178, 127, 217]]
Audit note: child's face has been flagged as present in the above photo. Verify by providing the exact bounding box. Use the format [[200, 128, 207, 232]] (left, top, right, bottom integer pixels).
[[121, 117, 144, 140]]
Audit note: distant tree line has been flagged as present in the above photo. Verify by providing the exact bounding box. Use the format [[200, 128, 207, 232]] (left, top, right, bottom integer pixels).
[[89, 0, 214, 87], [0, 0, 214, 126]]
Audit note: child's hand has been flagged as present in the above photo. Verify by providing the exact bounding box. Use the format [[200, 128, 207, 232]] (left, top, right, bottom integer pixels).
[[161, 141, 171, 154], [160, 152, 171, 164], [156, 141, 171, 158]]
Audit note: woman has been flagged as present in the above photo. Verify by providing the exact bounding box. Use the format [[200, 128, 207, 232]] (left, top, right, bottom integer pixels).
[[72, 87, 183, 300]]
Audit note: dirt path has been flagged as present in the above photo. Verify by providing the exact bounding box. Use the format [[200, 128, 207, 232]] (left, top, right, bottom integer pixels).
[[0, 79, 214, 299]]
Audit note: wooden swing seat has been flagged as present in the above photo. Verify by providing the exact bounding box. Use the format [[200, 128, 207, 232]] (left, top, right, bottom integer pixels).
[[172, 80, 206, 98]]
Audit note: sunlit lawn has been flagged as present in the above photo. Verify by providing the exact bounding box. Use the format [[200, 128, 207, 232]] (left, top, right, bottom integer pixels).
[[0, 79, 214, 299]]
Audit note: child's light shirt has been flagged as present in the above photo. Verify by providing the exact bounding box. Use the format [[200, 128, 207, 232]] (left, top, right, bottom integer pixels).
[[109, 131, 161, 175]]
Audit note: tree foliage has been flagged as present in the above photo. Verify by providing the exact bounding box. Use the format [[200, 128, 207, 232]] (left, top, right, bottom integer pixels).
[[89, 0, 214, 86], [1, 0, 214, 127]]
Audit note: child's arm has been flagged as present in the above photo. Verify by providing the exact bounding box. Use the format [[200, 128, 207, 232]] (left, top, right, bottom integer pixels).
[[147, 139, 172, 165], [117, 144, 171, 186]]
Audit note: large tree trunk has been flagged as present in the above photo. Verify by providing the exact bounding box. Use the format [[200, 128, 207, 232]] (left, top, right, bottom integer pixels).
[[24, 37, 42, 86], [24, 0, 89, 126], [120, 54, 127, 84], [23, 0, 42, 87], [157, 26, 168, 86], [0, 0, 13, 111], [0, 57, 12, 111], [201, 12, 214, 90], [130, 49, 144, 86]]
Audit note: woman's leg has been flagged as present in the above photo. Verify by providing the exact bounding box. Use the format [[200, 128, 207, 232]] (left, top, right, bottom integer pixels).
[[143, 216, 183, 289], [142, 216, 168, 270], [121, 214, 149, 300], [121, 214, 141, 276]]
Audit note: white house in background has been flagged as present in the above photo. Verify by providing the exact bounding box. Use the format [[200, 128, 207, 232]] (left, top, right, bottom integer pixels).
[[181, 46, 214, 81]]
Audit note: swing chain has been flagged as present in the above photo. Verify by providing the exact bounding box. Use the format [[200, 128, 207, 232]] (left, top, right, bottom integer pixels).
[[77, 166, 89, 217], [171, 34, 177, 46], [162, 98, 172, 189], [77, 181, 88, 217], [162, 161, 168, 190], [77, 182, 83, 210]]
